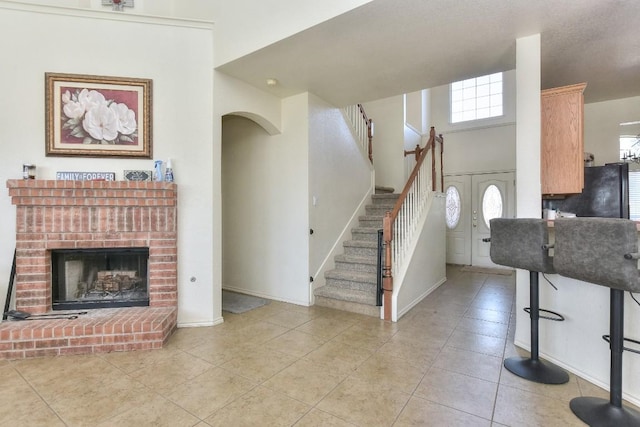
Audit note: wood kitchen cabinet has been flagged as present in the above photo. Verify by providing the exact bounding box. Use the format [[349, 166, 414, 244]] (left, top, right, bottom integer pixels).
[[541, 83, 587, 195]]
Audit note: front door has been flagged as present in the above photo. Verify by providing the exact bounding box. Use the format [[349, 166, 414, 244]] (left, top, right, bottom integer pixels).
[[471, 172, 515, 267], [445, 172, 515, 267], [444, 175, 471, 265]]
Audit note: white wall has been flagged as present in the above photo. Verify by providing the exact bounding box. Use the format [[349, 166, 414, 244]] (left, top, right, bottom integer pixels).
[[441, 125, 516, 175], [214, 71, 286, 318], [9, 0, 374, 67], [585, 95, 640, 165], [403, 127, 422, 154], [433, 70, 517, 175], [395, 195, 446, 319], [363, 95, 406, 191], [308, 94, 372, 287], [221, 94, 310, 306], [402, 126, 422, 182], [214, 72, 283, 135], [209, 0, 374, 66], [405, 91, 423, 135], [0, 3, 215, 327], [403, 91, 428, 180], [405, 89, 431, 135]]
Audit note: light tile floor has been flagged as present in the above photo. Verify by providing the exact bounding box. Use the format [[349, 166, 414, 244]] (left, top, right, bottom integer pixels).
[[0, 265, 635, 426]]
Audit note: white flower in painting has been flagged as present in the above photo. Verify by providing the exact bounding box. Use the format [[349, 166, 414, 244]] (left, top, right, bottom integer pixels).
[[63, 100, 85, 119], [61, 87, 138, 144], [110, 102, 137, 135], [62, 90, 85, 119], [82, 104, 118, 141], [78, 89, 107, 112]]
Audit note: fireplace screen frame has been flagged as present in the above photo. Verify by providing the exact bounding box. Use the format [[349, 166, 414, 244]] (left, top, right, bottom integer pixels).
[[51, 247, 150, 310]]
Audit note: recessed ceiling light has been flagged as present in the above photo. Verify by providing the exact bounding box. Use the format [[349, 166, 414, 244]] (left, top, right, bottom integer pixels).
[[266, 78, 278, 87]]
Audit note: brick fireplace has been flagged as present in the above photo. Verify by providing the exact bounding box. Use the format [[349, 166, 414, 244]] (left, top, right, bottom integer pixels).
[[0, 180, 178, 359]]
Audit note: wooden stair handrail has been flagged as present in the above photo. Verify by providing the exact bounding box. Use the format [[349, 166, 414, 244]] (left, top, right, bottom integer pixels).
[[381, 126, 443, 320], [389, 127, 438, 219], [357, 104, 374, 163]]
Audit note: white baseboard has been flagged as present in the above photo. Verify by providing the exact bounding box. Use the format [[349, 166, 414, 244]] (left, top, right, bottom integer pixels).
[[177, 317, 222, 328]]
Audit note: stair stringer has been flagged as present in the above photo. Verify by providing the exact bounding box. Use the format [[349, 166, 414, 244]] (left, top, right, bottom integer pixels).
[[390, 192, 447, 321], [310, 184, 374, 301]]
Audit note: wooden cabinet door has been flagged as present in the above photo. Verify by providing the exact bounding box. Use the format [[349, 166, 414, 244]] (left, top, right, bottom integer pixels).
[[541, 83, 587, 195]]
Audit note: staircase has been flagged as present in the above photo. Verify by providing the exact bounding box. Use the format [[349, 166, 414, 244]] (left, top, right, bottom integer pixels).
[[314, 193, 399, 317]]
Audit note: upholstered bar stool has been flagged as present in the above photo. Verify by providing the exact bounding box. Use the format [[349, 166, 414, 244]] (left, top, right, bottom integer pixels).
[[553, 217, 640, 426], [488, 218, 569, 384]]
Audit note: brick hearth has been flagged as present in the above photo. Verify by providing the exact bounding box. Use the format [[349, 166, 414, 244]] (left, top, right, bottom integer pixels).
[[1, 180, 178, 359]]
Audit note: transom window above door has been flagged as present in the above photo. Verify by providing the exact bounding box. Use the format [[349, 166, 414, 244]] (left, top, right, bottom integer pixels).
[[450, 72, 503, 123]]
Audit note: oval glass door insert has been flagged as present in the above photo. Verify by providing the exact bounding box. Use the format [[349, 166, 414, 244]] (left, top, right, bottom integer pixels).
[[482, 184, 503, 228]]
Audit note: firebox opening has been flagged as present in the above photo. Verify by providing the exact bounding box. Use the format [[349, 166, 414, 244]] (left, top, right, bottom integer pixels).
[[51, 247, 150, 310]]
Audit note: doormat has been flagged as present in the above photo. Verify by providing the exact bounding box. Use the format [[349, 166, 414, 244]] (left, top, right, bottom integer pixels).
[[460, 266, 514, 276], [222, 290, 269, 314]]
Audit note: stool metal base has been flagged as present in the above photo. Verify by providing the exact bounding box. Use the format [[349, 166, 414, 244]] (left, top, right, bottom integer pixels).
[[570, 396, 640, 427], [504, 356, 569, 385]]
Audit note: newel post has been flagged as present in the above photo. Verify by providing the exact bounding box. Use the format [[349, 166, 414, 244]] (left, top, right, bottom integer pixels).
[[382, 211, 393, 321]]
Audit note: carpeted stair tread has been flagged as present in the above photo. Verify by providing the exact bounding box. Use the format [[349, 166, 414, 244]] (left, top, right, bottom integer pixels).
[[344, 240, 378, 248], [314, 284, 376, 305], [358, 214, 385, 221], [313, 193, 399, 317], [343, 240, 378, 257], [334, 254, 378, 273], [372, 193, 400, 201], [365, 206, 394, 216], [351, 227, 381, 241], [334, 254, 377, 265], [370, 203, 396, 209], [324, 268, 378, 290], [325, 269, 377, 284], [374, 186, 395, 194], [358, 219, 384, 228]]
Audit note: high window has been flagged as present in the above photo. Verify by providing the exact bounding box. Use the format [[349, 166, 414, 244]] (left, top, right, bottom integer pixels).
[[629, 171, 640, 221], [450, 72, 503, 123], [620, 121, 640, 220]]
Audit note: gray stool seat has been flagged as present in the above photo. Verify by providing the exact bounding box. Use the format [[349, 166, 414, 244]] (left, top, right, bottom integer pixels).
[[553, 217, 640, 292], [490, 218, 556, 274], [554, 217, 640, 426], [489, 218, 568, 384]]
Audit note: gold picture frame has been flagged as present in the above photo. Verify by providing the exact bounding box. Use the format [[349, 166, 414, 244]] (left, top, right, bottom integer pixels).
[[45, 72, 152, 158]]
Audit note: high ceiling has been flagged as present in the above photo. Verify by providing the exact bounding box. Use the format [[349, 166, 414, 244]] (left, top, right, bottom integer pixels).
[[216, 0, 640, 106]]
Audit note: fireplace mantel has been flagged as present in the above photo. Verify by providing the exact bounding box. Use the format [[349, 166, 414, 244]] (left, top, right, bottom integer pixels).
[[1, 179, 178, 359]]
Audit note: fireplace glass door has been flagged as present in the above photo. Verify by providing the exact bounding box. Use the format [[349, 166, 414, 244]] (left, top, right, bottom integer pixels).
[[51, 248, 150, 310]]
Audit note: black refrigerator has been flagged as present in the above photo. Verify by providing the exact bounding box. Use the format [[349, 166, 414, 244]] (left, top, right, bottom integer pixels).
[[542, 163, 630, 219]]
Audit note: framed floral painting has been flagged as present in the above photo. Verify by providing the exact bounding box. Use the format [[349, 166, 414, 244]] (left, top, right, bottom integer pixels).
[[45, 73, 152, 158]]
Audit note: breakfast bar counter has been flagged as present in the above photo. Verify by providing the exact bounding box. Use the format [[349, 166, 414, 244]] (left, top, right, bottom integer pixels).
[[510, 222, 640, 407]]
